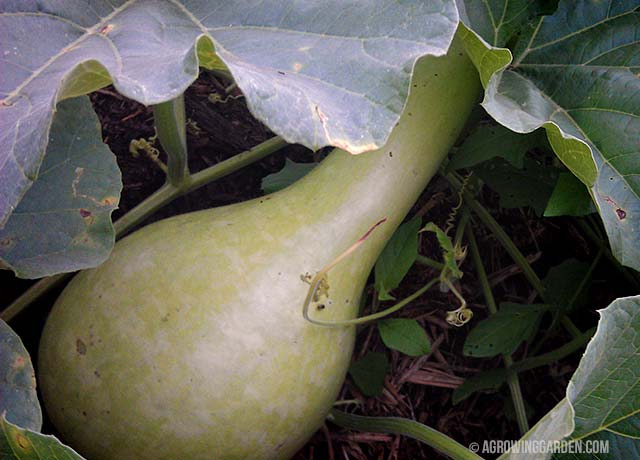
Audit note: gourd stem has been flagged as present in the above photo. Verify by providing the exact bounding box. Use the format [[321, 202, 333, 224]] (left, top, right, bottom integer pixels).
[[467, 227, 529, 435], [153, 95, 189, 187], [445, 173, 585, 339], [1, 136, 288, 321], [328, 410, 484, 460]]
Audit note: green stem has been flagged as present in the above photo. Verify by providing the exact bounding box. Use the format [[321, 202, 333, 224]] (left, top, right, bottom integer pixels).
[[467, 227, 529, 435], [153, 95, 189, 186], [448, 173, 545, 298], [513, 327, 595, 374], [187, 136, 288, 190], [453, 206, 471, 250], [446, 173, 584, 339], [416, 254, 445, 271], [329, 410, 484, 460], [305, 278, 439, 327], [460, 327, 596, 395], [531, 248, 603, 356], [577, 219, 640, 289], [2, 136, 289, 321], [1, 274, 69, 322]]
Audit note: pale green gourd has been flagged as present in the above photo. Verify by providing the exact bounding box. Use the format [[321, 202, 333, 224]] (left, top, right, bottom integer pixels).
[[38, 35, 480, 460]]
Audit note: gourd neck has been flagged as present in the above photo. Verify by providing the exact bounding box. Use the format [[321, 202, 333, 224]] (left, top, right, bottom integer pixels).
[[287, 35, 481, 249]]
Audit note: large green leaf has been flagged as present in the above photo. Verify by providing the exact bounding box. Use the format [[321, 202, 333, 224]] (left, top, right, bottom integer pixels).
[[0, 320, 41, 431], [567, 296, 640, 441], [0, 0, 459, 227], [498, 295, 640, 459], [497, 399, 575, 460], [0, 97, 120, 278], [459, 0, 640, 271]]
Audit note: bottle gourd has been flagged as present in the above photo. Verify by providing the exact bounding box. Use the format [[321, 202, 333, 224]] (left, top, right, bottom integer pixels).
[[38, 35, 480, 460]]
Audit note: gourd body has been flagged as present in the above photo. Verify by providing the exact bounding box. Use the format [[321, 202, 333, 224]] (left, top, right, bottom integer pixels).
[[38, 38, 479, 460]]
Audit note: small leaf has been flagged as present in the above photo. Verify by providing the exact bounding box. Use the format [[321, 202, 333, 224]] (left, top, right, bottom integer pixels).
[[0, 416, 85, 460], [261, 159, 316, 194], [452, 368, 507, 405], [544, 172, 597, 217], [0, 97, 121, 279], [543, 259, 591, 312], [378, 319, 431, 357], [375, 217, 422, 300], [0, 320, 41, 431], [464, 303, 548, 357], [475, 156, 558, 216], [449, 123, 547, 170], [348, 352, 389, 397], [421, 222, 462, 279]]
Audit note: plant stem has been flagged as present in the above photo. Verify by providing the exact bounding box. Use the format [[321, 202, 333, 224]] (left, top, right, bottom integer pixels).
[[453, 206, 471, 250], [460, 327, 596, 394], [153, 95, 189, 186], [467, 227, 529, 435], [2, 136, 289, 321], [531, 248, 603, 356], [513, 327, 595, 374], [577, 219, 640, 289], [448, 173, 545, 298], [114, 135, 289, 236], [416, 254, 445, 271], [305, 278, 440, 327], [445, 173, 584, 339], [1, 274, 69, 322], [187, 136, 288, 190], [329, 410, 484, 460]]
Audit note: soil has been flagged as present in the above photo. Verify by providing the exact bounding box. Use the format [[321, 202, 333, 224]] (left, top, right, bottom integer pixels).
[[2, 69, 634, 460]]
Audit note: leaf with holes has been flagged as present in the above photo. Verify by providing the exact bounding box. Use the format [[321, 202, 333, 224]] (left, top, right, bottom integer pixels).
[[459, 0, 640, 270], [0, 0, 460, 227], [0, 97, 121, 279], [464, 303, 548, 358]]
